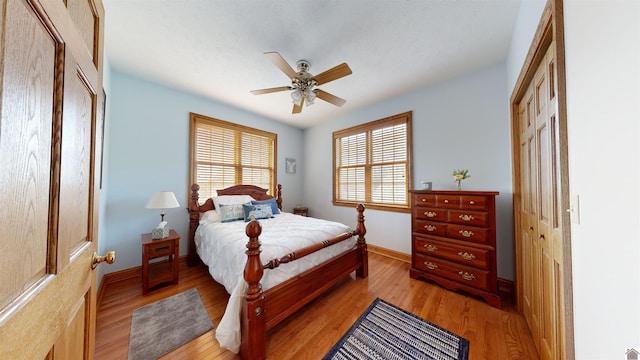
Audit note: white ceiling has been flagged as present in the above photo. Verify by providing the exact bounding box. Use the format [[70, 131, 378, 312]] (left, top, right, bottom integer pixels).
[[103, 0, 521, 129]]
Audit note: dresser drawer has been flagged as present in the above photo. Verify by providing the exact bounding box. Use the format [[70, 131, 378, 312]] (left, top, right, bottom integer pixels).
[[413, 193, 436, 207], [436, 194, 460, 209], [460, 195, 489, 211], [414, 220, 447, 236], [413, 237, 489, 269], [147, 240, 175, 258], [414, 253, 489, 290], [414, 207, 448, 222], [447, 224, 489, 245], [449, 209, 488, 227]]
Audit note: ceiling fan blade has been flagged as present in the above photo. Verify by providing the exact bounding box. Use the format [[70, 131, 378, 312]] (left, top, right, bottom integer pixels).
[[315, 89, 347, 107], [312, 63, 352, 85], [264, 52, 298, 80], [250, 86, 292, 95], [292, 97, 304, 114]]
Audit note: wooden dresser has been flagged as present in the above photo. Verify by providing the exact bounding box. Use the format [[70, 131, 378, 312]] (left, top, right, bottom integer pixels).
[[409, 190, 501, 308]]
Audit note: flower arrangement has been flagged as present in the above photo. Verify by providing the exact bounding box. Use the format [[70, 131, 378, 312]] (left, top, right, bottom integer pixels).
[[452, 169, 470, 190]]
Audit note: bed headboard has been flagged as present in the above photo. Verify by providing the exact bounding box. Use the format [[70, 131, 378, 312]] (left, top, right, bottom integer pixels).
[[187, 183, 283, 266], [188, 184, 282, 214]]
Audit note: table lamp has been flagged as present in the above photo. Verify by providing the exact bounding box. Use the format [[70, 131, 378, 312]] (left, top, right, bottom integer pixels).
[[145, 191, 180, 239]]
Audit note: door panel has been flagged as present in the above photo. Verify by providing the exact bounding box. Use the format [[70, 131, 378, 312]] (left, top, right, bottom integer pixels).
[[0, 0, 56, 313], [59, 53, 95, 262], [53, 295, 88, 359], [66, 0, 98, 63], [0, 0, 104, 358]]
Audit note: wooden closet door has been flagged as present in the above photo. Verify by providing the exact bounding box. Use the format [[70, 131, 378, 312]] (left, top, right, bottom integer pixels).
[[518, 84, 540, 346], [512, 3, 572, 358], [517, 42, 564, 360], [0, 0, 104, 358], [533, 45, 555, 360]]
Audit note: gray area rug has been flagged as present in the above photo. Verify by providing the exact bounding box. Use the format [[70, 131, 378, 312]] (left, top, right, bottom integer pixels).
[[128, 288, 214, 360], [324, 298, 469, 360]]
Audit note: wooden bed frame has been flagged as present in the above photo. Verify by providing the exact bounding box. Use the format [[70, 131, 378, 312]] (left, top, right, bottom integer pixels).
[[187, 183, 367, 359]]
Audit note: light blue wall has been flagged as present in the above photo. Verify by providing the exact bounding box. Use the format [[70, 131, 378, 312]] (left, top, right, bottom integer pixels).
[[303, 62, 514, 280], [506, 0, 547, 92], [103, 70, 304, 273]]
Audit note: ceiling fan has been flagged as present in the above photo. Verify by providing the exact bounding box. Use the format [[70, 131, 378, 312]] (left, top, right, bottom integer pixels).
[[250, 52, 352, 114]]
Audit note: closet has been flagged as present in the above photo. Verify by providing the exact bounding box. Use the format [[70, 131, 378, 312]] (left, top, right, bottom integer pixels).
[[510, 2, 573, 359]]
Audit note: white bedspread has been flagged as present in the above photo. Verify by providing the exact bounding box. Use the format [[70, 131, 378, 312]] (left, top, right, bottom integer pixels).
[[195, 212, 355, 353]]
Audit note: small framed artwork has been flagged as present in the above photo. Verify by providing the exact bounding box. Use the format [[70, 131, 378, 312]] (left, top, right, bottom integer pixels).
[[420, 181, 432, 190], [286, 158, 296, 174], [99, 88, 106, 189]]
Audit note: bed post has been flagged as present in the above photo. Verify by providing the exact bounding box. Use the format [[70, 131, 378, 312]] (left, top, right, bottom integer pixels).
[[356, 203, 368, 279], [241, 220, 266, 360], [275, 183, 282, 210], [188, 184, 203, 266]]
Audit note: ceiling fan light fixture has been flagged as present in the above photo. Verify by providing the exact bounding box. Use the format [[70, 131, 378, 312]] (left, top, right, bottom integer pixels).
[[304, 89, 316, 106], [291, 89, 303, 106]]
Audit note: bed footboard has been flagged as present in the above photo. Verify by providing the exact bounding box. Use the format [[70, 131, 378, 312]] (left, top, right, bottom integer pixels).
[[240, 204, 367, 360]]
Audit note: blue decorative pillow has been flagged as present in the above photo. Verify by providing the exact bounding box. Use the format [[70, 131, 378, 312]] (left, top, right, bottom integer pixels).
[[243, 203, 273, 222], [219, 203, 249, 223], [251, 198, 280, 215]]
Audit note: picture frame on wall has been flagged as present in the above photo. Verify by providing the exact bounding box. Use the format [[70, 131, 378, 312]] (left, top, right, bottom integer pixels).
[[99, 88, 106, 189], [286, 158, 296, 174]]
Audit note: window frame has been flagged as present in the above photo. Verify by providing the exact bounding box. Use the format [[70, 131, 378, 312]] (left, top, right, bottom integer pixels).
[[188, 112, 277, 202], [332, 111, 413, 213]]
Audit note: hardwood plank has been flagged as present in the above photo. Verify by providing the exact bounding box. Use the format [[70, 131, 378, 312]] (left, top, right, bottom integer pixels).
[[95, 253, 538, 359]]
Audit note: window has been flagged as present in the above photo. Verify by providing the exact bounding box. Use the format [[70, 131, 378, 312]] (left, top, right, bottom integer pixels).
[[333, 111, 412, 212], [189, 112, 277, 203]]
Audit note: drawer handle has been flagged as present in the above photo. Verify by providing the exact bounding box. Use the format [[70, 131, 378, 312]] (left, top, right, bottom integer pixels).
[[459, 230, 474, 238], [458, 251, 476, 261], [444, 199, 449, 203], [424, 244, 438, 252], [458, 214, 475, 221], [421, 198, 426, 202], [154, 246, 169, 251], [458, 271, 476, 281], [424, 225, 436, 231], [424, 261, 438, 270], [425, 211, 437, 218], [469, 201, 475, 205]]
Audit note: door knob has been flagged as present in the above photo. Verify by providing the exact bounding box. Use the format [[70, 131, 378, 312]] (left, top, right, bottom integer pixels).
[[92, 251, 116, 269]]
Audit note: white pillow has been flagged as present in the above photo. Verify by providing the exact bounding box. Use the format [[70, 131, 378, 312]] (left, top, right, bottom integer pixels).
[[219, 203, 250, 223], [212, 195, 256, 215], [200, 210, 221, 224]]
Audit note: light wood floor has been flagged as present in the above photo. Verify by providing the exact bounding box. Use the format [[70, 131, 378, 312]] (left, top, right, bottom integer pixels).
[[95, 252, 539, 359]]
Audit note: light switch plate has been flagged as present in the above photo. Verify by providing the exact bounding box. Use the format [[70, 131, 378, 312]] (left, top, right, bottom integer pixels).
[[569, 194, 580, 224]]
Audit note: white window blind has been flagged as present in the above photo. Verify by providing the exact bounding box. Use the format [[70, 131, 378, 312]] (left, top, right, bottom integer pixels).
[[333, 112, 412, 212], [190, 113, 277, 202]]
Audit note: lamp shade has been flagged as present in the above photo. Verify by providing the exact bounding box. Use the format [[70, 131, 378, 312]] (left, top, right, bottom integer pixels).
[[145, 191, 180, 209]]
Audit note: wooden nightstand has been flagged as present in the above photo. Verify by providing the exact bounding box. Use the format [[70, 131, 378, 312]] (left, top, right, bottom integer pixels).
[[141, 229, 180, 294], [293, 206, 308, 216]]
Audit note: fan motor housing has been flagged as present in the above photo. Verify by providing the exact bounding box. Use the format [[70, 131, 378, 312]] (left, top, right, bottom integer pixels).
[[296, 60, 311, 74]]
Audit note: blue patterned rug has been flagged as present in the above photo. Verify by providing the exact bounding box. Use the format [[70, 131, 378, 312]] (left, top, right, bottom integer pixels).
[[324, 298, 469, 360]]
